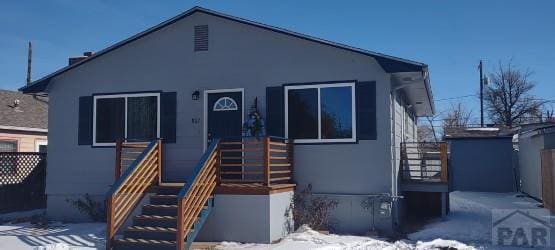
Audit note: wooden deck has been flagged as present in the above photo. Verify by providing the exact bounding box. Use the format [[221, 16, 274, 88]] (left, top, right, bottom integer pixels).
[[215, 182, 295, 195], [155, 182, 295, 195]]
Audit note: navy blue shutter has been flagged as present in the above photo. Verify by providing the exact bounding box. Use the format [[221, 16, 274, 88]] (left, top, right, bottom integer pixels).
[[356, 81, 377, 140], [266, 86, 284, 137], [160, 92, 177, 143], [78, 96, 93, 145]]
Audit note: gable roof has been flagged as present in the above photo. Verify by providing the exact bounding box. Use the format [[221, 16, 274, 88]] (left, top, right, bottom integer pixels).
[[20, 6, 430, 94], [0, 89, 48, 132]]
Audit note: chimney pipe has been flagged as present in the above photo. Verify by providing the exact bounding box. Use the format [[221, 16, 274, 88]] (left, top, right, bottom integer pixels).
[[68, 51, 94, 66]]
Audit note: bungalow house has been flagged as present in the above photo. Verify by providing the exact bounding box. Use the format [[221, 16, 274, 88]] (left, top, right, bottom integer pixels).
[[0, 89, 48, 152], [20, 7, 438, 250]]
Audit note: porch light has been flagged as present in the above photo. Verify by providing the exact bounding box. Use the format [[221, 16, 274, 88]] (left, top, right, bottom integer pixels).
[[192, 90, 200, 100]]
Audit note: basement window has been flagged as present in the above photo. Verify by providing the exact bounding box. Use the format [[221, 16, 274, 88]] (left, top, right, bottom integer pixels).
[[285, 82, 356, 143], [93, 93, 160, 146]]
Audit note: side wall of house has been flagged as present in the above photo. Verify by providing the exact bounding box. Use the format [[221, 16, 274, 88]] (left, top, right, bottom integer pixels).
[[45, 12, 395, 233], [0, 130, 47, 152], [390, 92, 417, 226]]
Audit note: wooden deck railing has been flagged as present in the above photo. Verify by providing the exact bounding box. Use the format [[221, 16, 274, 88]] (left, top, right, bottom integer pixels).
[[176, 139, 220, 250], [106, 139, 162, 250], [401, 142, 448, 183], [218, 136, 293, 186], [114, 139, 155, 180]]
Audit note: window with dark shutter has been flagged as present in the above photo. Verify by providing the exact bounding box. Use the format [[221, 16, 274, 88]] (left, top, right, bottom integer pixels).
[[285, 82, 356, 143], [92, 93, 160, 146]]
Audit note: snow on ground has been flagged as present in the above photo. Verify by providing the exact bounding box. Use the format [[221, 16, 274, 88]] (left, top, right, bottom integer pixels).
[[0, 222, 105, 250], [0, 223, 474, 250], [217, 225, 475, 250], [0, 192, 552, 249], [408, 191, 555, 248]]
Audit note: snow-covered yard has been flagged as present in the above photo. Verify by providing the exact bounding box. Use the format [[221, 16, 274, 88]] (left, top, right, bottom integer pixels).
[[0, 222, 105, 250], [0, 192, 552, 249]]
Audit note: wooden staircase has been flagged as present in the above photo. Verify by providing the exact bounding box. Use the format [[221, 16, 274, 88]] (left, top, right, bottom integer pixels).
[[113, 185, 214, 250], [107, 139, 220, 250]]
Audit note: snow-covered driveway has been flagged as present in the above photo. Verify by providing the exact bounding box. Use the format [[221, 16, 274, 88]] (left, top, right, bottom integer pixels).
[[409, 191, 555, 248]]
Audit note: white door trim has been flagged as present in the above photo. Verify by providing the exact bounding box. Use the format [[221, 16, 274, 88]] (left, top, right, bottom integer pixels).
[[203, 88, 245, 151]]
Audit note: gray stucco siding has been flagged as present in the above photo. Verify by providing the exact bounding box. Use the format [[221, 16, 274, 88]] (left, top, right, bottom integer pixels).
[[44, 11, 395, 233]]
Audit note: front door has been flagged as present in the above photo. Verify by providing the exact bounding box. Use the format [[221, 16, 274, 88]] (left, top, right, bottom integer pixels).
[[206, 90, 243, 181], [206, 91, 243, 143]]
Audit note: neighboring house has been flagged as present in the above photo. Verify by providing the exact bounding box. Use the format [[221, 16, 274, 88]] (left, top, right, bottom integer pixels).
[[518, 124, 555, 200], [0, 89, 48, 152], [20, 7, 436, 249]]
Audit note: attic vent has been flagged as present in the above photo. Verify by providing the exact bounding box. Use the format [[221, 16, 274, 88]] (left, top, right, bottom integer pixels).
[[194, 25, 209, 51]]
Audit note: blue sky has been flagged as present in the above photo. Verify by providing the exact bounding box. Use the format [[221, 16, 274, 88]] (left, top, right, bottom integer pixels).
[[1, 0, 554, 124]]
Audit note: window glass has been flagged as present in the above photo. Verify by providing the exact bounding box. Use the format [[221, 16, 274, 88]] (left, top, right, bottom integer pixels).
[[0, 141, 17, 152], [288, 88, 318, 139], [95, 98, 125, 143], [127, 96, 158, 140], [321, 86, 353, 139]]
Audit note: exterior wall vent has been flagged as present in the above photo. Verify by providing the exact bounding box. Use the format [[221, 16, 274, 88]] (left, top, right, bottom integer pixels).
[[194, 25, 209, 51]]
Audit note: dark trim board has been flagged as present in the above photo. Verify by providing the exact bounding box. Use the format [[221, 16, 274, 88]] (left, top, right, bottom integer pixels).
[[282, 79, 358, 87], [91, 90, 163, 97], [19, 7, 426, 94]]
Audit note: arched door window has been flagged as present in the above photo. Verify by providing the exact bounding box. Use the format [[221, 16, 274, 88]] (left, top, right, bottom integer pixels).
[[213, 97, 238, 111]]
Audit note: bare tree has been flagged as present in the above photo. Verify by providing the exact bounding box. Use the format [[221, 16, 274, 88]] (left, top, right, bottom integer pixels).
[[443, 102, 473, 129], [485, 61, 545, 127], [417, 123, 436, 142], [417, 113, 441, 142]]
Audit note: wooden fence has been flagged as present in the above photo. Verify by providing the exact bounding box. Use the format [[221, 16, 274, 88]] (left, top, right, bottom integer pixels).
[[0, 152, 47, 213]]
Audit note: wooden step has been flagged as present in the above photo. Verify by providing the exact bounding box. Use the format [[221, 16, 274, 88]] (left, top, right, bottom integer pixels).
[[150, 194, 178, 205], [142, 204, 178, 216], [142, 204, 209, 216], [113, 237, 176, 250], [152, 183, 184, 195], [134, 215, 177, 228], [124, 226, 178, 241]]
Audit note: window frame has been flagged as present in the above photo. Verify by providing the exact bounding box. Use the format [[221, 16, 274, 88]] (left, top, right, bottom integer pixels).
[[93, 92, 161, 146], [284, 82, 357, 143], [0, 139, 18, 152]]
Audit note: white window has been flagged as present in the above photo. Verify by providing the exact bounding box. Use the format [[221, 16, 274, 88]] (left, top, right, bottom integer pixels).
[[213, 97, 238, 111], [285, 82, 356, 143], [93, 93, 160, 146]]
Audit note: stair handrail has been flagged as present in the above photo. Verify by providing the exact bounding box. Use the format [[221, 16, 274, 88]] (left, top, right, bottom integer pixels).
[[176, 138, 220, 250], [106, 139, 162, 250]]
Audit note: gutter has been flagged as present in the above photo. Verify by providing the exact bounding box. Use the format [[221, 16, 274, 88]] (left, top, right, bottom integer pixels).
[[0, 125, 47, 133], [422, 66, 436, 115]]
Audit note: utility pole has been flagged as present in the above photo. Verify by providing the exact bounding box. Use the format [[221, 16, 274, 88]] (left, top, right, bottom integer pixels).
[[479, 60, 484, 127], [27, 41, 32, 86]]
